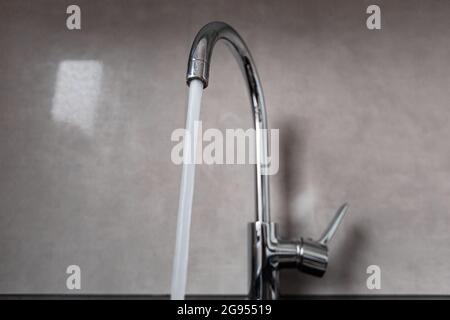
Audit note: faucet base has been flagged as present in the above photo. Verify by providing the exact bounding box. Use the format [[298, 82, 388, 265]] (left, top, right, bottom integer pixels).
[[248, 221, 330, 299], [248, 222, 279, 300]]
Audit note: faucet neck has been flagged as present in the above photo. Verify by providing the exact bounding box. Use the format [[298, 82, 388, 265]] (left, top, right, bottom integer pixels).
[[186, 22, 271, 223]]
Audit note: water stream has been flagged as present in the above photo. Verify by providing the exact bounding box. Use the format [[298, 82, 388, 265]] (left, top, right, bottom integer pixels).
[[170, 79, 203, 300]]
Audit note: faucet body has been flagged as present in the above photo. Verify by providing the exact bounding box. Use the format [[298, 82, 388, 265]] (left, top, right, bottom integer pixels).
[[186, 22, 348, 299]]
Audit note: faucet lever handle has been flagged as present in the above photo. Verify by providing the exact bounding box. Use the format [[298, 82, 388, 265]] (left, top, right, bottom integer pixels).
[[295, 203, 348, 277], [318, 203, 349, 246]]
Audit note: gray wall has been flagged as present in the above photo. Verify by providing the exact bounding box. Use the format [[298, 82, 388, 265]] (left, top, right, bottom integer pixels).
[[1, 0, 450, 295]]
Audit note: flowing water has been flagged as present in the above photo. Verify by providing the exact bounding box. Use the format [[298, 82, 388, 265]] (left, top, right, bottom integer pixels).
[[171, 79, 203, 300]]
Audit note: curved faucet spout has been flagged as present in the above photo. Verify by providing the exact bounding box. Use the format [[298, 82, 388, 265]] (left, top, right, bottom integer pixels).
[[186, 21, 271, 224]]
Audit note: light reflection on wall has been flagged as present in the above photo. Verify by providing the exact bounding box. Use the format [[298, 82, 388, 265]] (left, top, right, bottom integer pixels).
[[52, 60, 103, 135]]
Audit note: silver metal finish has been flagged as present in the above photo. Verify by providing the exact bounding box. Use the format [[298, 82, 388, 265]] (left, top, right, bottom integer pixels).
[[187, 21, 270, 224], [186, 22, 349, 300]]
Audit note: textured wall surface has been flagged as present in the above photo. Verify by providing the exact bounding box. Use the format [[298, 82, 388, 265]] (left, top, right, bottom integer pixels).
[[1, 0, 450, 295]]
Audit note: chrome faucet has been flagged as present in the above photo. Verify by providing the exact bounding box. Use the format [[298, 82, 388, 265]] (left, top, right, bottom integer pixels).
[[186, 22, 349, 300]]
